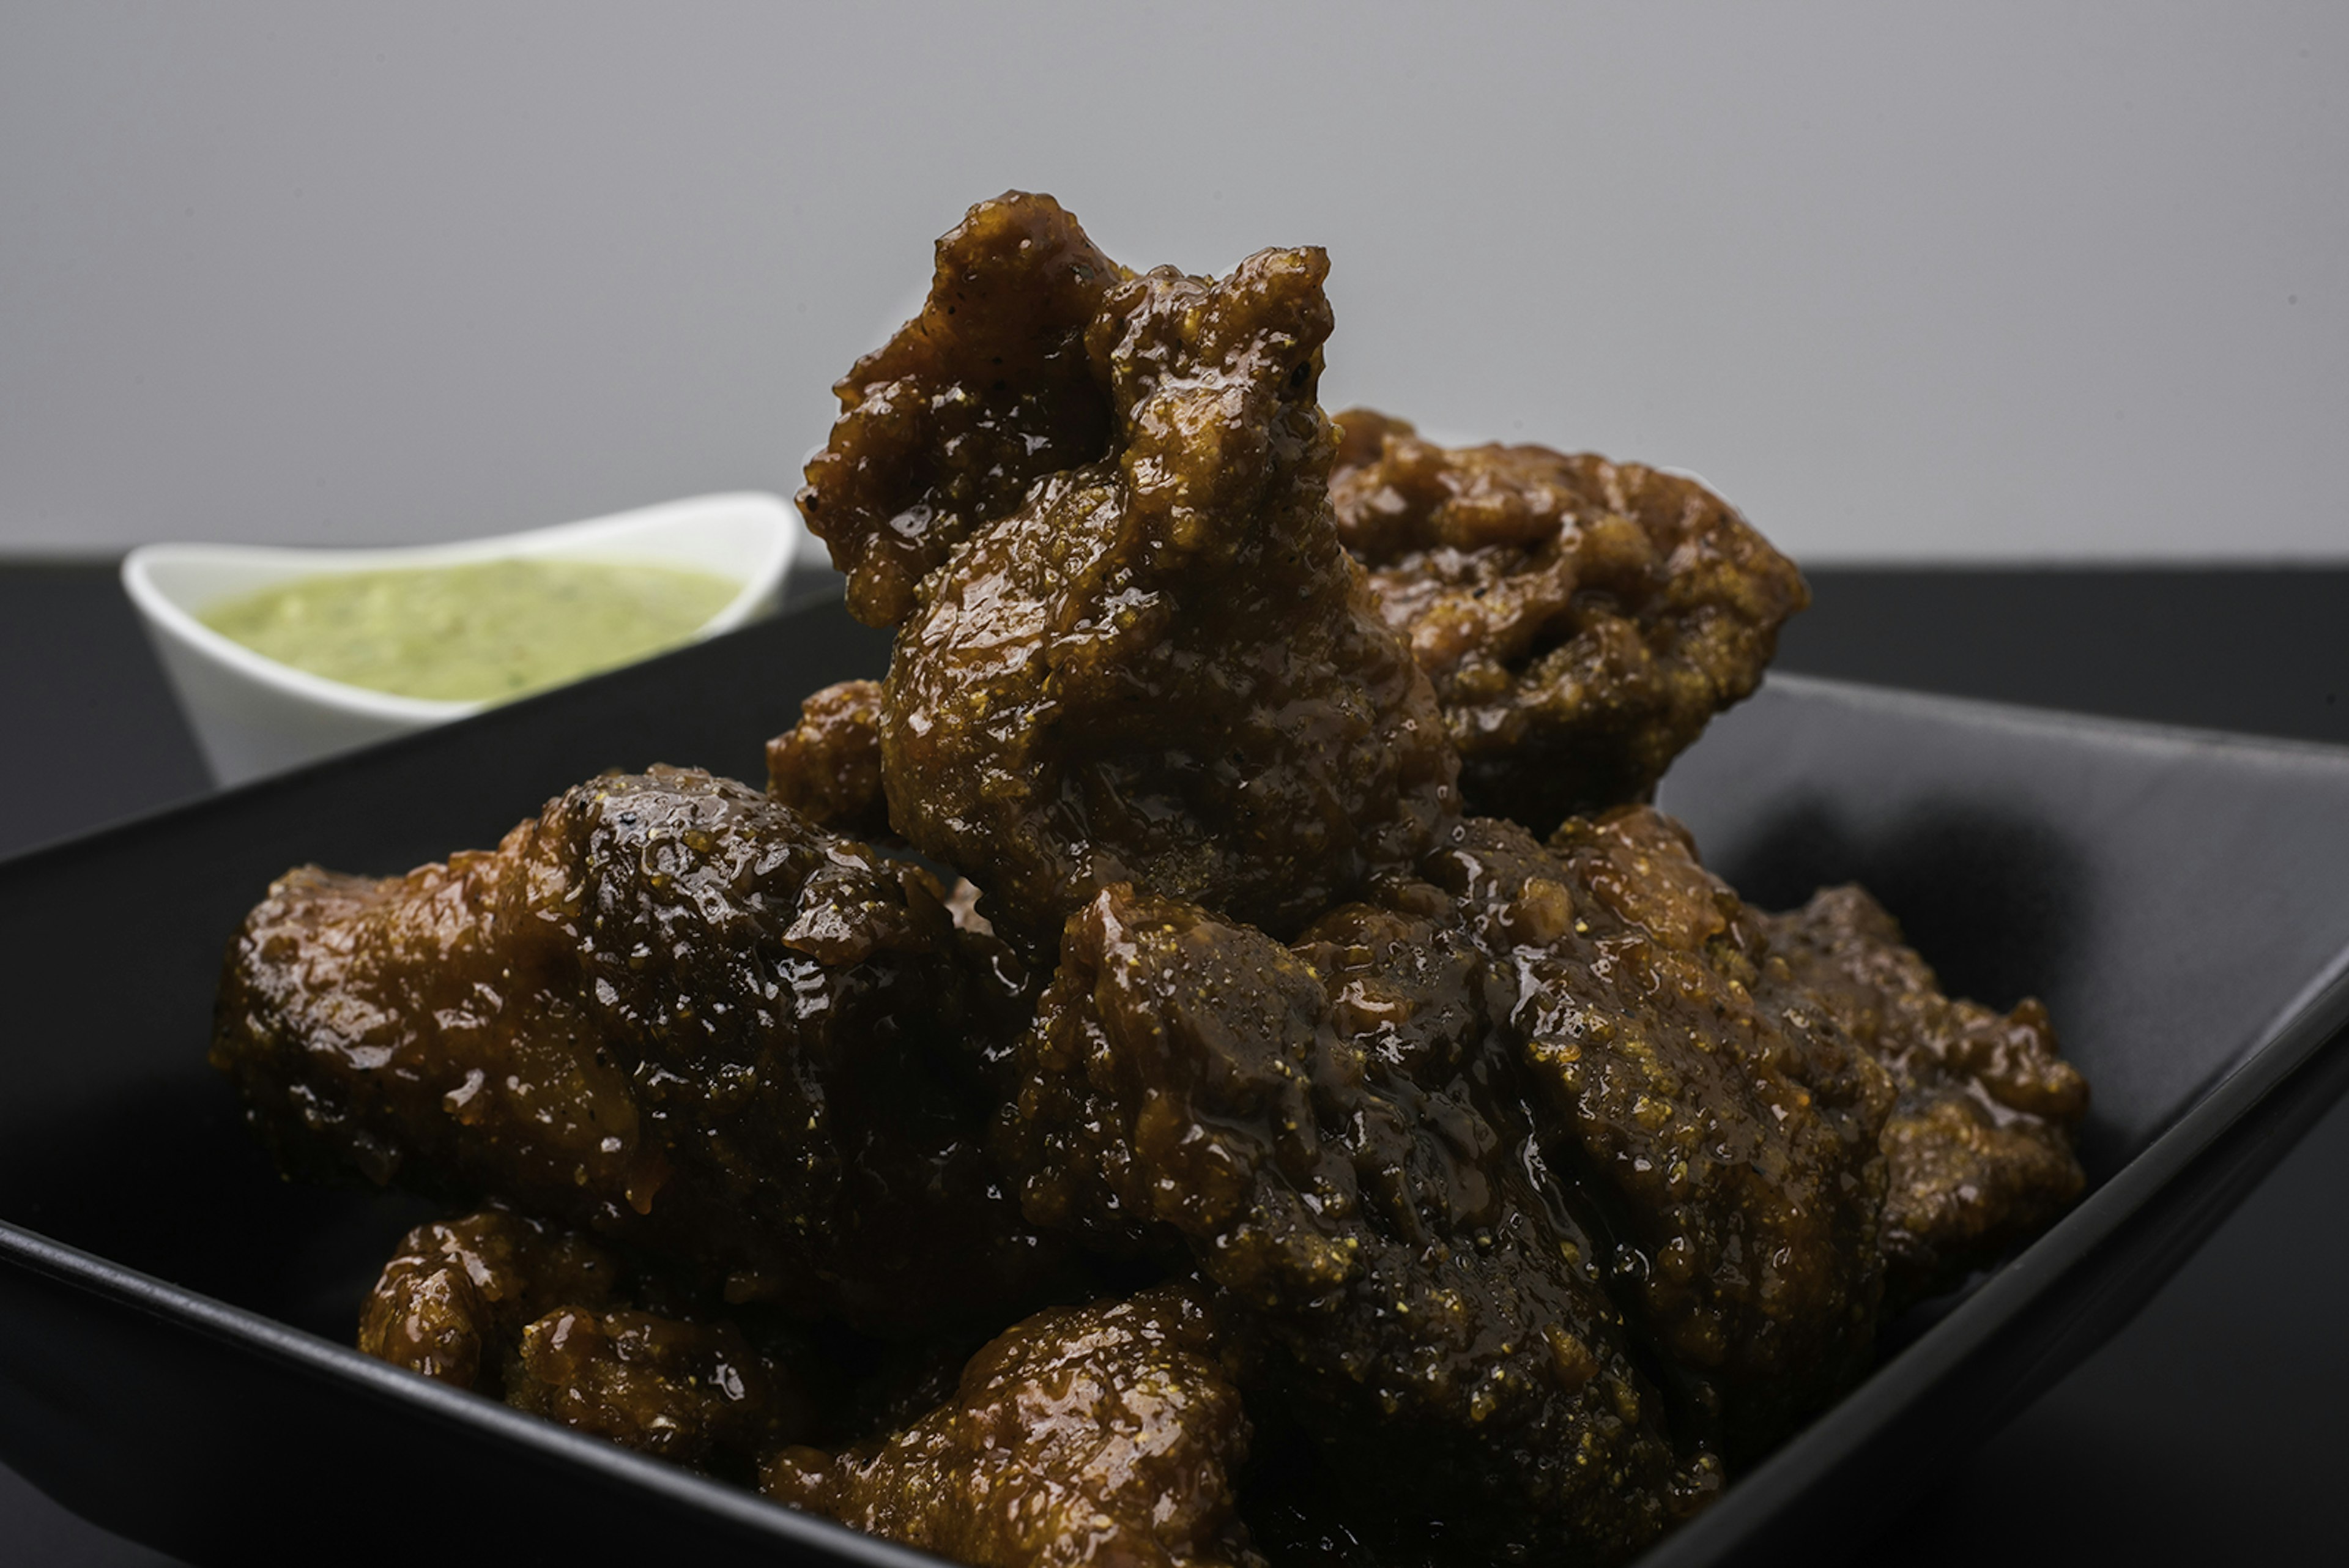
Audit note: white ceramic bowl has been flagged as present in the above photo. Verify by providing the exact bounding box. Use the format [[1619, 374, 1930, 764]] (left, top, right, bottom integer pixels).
[[122, 492, 801, 786]]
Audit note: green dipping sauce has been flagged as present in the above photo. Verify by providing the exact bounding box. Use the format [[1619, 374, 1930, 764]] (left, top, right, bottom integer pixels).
[[199, 558, 743, 704]]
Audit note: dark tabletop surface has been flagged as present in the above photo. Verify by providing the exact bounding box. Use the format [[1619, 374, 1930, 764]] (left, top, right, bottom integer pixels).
[[3, 562, 2345, 1566]]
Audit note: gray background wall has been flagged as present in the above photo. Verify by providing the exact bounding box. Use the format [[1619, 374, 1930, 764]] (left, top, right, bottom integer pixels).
[[1, 1, 2340, 561]]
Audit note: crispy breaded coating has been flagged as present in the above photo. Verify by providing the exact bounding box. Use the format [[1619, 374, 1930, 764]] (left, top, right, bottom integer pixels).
[[881, 240, 1456, 948], [998, 882, 1716, 1562], [765, 1284, 1262, 1568], [798, 193, 1127, 628], [359, 1208, 808, 1471], [1765, 885, 2088, 1306], [765, 678, 890, 840], [213, 767, 1064, 1336], [1329, 410, 1808, 833], [1427, 811, 1894, 1462]]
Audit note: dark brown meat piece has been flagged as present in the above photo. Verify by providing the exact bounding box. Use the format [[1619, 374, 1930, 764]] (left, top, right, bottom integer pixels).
[[882, 242, 1456, 948], [765, 1283, 1262, 1568], [359, 1206, 620, 1389], [799, 192, 1127, 628], [1329, 409, 1809, 834], [998, 882, 1717, 1562], [212, 766, 1064, 1336], [766, 678, 889, 840], [505, 1305, 789, 1471], [1427, 811, 1894, 1462], [1765, 885, 2088, 1306], [360, 1208, 809, 1471], [760, 681, 1037, 1041]]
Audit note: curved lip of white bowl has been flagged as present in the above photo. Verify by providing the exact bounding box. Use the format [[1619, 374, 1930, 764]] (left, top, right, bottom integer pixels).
[[119, 492, 800, 726]]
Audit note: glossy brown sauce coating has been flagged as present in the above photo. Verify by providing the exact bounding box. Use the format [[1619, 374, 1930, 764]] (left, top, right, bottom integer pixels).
[[798, 192, 1127, 628], [359, 1208, 811, 1473], [1433, 811, 1894, 1462], [881, 236, 1456, 948], [1766, 885, 2088, 1306], [766, 678, 890, 841], [212, 191, 2098, 1568], [213, 766, 1064, 1335], [505, 1304, 788, 1470], [1330, 410, 1809, 833], [359, 1206, 620, 1390], [765, 1284, 1261, 1568], [998, 880, 1717, 1562]]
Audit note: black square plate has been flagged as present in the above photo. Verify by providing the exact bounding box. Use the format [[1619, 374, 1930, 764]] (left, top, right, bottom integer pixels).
[[4, 596, 2347, 1567]]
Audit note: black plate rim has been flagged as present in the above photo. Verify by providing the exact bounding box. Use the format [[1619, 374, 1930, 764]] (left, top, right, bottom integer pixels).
[[1636, 953, 2349, 1564], [1634, 673, 2349, 1562], [9, 666, 2349, 1564], [9, 957, 2337, 1568], [1761, 669, 2349, 768], [0, 1225, 946, 1567], [12, 658, 2349, 884]]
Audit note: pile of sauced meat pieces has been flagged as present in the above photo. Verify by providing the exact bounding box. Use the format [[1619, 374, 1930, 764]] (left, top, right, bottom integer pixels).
[[210, 193, 2086, 1568]]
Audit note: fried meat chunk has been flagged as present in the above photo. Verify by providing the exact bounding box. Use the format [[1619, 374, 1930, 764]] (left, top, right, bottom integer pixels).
[[765, 1284, 1261, 1568], [1329, 410, 1808, 833], [881, 236, 1455, 947], [798, 193, 1127, 628], [760, 681, 1037, 1036], [1765, 885, 2088, 1306], [360, 1208, 809, 1471], [998, 882, 1716, 1562], [1429, 811, 1894, 1462], [766, 678, 890, 840], [505, 1304, 790, 1471], [360, 1206, 620, 1390], [212, 767, 1061, 1336]]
